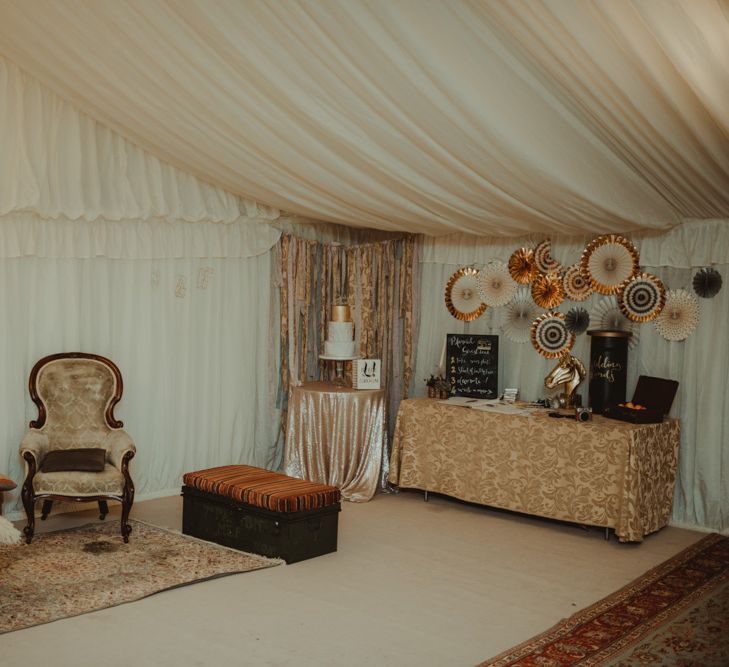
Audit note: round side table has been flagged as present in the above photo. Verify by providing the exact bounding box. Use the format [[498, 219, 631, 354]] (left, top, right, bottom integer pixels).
[[0, 475, 17, 515]]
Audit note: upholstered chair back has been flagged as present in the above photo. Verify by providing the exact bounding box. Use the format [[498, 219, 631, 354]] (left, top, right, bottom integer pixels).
[[31, 356, 122, 451]]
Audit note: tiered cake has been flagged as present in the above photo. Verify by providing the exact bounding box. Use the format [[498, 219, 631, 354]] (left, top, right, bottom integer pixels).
[[324, 305, 356, 358]]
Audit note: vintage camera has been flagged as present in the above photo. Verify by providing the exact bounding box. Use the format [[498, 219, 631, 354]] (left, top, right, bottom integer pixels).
[[575, 407, 593, 422]]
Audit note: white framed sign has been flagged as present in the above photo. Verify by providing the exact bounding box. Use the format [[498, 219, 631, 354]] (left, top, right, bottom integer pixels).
[[353, 359, 381, 389]]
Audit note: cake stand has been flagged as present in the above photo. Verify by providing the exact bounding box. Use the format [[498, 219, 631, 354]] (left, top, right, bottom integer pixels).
[[319, 354, 360, 387]]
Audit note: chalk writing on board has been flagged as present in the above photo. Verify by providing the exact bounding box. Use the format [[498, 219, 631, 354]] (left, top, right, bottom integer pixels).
[[445, 334, 499, 398]]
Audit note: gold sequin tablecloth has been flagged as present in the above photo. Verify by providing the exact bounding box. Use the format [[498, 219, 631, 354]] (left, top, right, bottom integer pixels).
[[388, 398, 680, 542], [284, 382, 386, 502]]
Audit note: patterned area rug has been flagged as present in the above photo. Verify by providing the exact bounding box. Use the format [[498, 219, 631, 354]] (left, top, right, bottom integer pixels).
[[480, 533, 729, 666], [0, 519, 282, 634]]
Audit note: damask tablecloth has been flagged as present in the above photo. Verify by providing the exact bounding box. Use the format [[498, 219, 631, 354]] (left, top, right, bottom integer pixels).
[[388, 398, 680, 542], [284, 382, 386, 502]]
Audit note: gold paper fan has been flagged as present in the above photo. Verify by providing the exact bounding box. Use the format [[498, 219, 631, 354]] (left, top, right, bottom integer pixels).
[[563, 264, 592, 301], [619, 273, 666, 322], [581, 234, 639, 295], [445, 267, 487, 321], [534, 240, 562, 274], [531, 311, 575, 359], [508, 248, 537, 284], [531, 272, 565, 309]]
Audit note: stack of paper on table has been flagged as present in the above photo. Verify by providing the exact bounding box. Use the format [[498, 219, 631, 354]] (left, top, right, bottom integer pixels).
[[440, 396, 536, 416]]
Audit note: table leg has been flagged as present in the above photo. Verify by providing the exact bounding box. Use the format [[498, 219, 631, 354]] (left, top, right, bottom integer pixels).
[[605, 527, 610, 541], [334, 360, 346, 387], [424, 490, 429, 502]]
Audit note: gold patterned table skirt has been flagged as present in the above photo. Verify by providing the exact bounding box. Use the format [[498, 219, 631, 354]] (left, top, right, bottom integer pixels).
[[388, 398, 680, 542], [284, 382, 386, 502]]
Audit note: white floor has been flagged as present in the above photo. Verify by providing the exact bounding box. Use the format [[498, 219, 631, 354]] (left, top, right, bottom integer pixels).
[[1, 492, 702, 667]]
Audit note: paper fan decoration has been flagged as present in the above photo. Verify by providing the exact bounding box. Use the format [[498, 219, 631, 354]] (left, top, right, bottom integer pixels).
[[445, 267, 487, 321], [477, 261, 518, 307], [591, 296, 639, 348], [565, 307, 590, 335], [693, 267, 722, 299], [531, 272, 565, 309], [654, 289, 699, 341], [563, 264, 592, 301], [531, 311, 575, 358], [581, 234, 640, 295], [534, 240, 562, 274], [619, 273, 666, 322], [508, 248, 537, 284], [503, 287, 539, 343]]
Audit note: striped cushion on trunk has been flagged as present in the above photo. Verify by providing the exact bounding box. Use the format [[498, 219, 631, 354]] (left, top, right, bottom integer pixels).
[[183, 465, 341, 512]]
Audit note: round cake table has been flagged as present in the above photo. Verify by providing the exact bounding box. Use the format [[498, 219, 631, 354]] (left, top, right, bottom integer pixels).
[[284, 381, 385, 502]]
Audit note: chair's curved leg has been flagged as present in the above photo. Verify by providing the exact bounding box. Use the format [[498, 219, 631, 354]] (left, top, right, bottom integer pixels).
[[120, 450, 135, 543], [121, 498, 132, 542], [98, 500, 109, 520], [21, 454, 37, 544], [41, 499, 53, 520]]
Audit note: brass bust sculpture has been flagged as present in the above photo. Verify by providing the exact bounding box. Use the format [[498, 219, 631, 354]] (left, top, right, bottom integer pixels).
[[544, 352, 586, 408]]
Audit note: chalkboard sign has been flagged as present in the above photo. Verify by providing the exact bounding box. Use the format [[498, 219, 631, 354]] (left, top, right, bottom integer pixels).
[[446, 334, 499, 398]]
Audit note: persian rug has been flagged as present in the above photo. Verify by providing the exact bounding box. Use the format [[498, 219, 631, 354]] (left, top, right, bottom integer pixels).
[[0, 519, 282, 634], [480, 533, 729, 666]]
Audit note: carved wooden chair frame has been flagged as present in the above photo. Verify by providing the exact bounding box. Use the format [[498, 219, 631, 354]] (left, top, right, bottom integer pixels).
[[21, 352, 135, 543]]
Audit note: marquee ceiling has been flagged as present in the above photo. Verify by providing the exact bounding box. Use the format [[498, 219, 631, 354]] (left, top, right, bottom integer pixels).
[[0, 0, 728, 237]]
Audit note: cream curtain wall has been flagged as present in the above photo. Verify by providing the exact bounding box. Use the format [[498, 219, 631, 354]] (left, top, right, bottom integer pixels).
[[1, 1, 728, 236], [0, 254, 281, 516], [0, 57, 284, 515], [413, 222, 729, 533]]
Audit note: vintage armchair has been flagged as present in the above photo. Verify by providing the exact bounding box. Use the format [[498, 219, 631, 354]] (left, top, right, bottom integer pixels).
[[20, 352, 136, 544]]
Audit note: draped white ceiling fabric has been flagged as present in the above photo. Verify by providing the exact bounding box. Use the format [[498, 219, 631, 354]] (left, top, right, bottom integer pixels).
[[0, 56, 281, 257], [0, 0, 727, 237]]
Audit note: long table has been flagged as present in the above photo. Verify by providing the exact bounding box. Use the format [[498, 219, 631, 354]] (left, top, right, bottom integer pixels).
[[388, 398, 680, 542]]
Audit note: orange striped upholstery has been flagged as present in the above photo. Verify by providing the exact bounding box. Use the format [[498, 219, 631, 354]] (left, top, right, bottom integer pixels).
[[182, 465, 341, 512]]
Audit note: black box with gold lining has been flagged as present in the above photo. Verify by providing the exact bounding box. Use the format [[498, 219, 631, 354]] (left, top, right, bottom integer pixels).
[[182, 486, 340, 564], [603, 375, 679, 424]]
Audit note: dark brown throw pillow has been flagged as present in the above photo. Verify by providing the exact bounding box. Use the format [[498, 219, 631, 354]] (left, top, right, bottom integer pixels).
[[40, 448, 107, 473]]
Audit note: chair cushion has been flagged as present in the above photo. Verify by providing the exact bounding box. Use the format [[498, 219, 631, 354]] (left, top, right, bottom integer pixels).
[[40, 448, 107, 473], [33, 464, 125, 496], [182, 465, 341, 512]]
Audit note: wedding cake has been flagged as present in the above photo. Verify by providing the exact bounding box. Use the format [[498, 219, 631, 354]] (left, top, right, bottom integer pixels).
[[323, 304, 356, 358]]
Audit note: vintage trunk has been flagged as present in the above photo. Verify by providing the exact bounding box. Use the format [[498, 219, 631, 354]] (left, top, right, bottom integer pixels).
[[182, 485, 340, 563]]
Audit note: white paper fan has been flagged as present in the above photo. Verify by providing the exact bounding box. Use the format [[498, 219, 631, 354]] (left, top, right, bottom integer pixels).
[[654, 289, 699, 341], [591, 296, 640, 348], [477, 261, 518, 307], [503, 287, 539, 343], [581, 234, 639, 295]]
